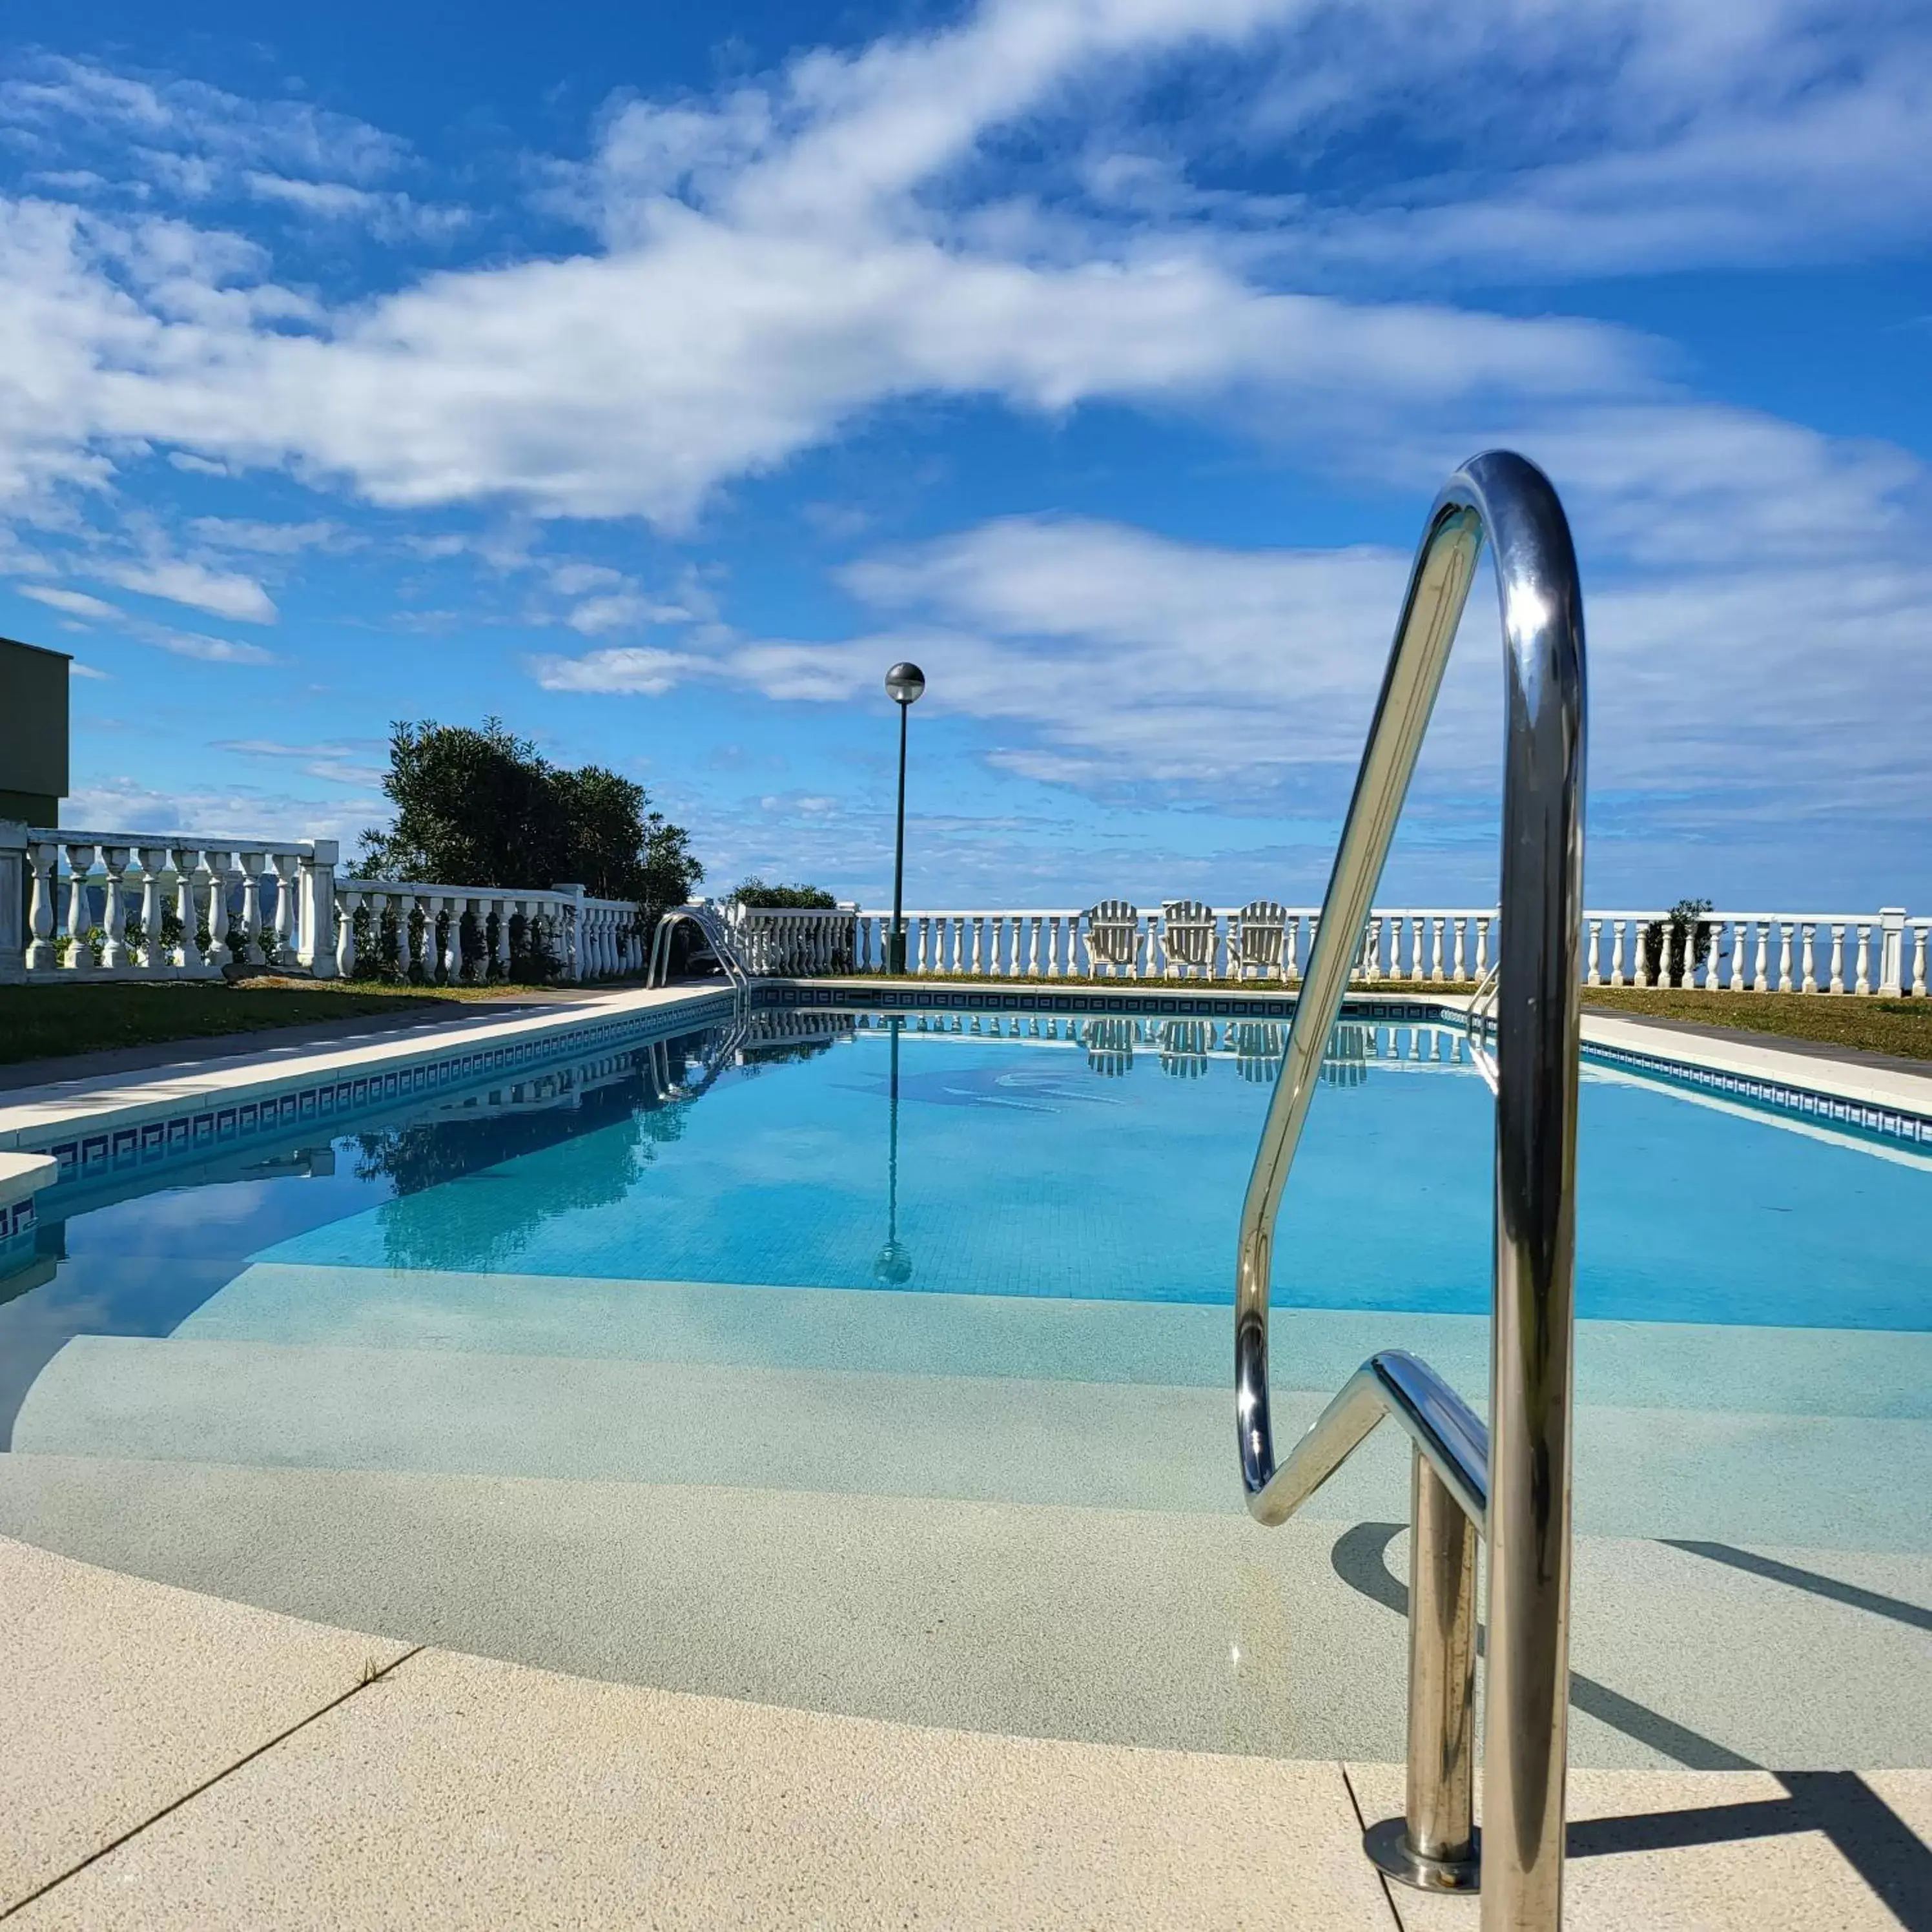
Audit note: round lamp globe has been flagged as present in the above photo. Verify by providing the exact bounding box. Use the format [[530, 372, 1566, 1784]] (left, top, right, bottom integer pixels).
[[884, 662, 927, 706]]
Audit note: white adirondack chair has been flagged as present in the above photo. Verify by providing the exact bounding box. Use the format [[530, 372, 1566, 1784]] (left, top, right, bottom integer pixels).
[[1159, 899, 1217, 979], [1232, 899, 1289, 981], [1082, 900, 1142, 978]]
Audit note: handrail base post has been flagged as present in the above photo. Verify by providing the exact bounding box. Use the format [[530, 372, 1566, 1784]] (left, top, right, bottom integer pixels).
[[1365, 1817, 1481, 1895], [1366, 1446, 1481, 1894]]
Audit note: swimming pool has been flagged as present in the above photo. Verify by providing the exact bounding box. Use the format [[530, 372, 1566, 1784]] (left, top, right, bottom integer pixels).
[[2, 999, 1927, 1771]]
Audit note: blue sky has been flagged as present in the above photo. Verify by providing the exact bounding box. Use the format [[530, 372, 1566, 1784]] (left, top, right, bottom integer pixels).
[[1, 0, 1927, 911]]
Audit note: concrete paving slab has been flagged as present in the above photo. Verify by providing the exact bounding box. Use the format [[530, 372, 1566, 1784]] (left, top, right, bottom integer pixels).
[[1350, 1760, 1932, 1931], [0, 1534, 413, 1913], [10, 1645, 1395, 1932]]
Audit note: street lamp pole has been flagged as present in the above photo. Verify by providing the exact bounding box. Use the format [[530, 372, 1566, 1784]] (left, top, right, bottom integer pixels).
[[884, 661, 925, 974]]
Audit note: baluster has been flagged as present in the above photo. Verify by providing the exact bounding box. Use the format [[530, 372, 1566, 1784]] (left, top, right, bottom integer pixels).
[[170, 849, 198, 972], [336, 889, 361, 977], [99, 846, 132, 969], [461, 897, 482, 982], [1608, 920, 1625, 987], [1728, 920, 1746, 991], [1450, 916, 1466, 984], [1913, 925, 1929, 998], [202, 853, 234, 969], [1284, 916, 1300, 982], [1795, 921, 1814, 995], [1776, 921, 1795, 993], [405, 894, 426, 981], [1826, 924, 1845, 996], [272, 854, 299, 968], [61, 842, 95, 971], [1633, 914, 1653, 989], [1854, 924, 1872, 997], [25, 841, 58, 972], [237, 853, 265, 965], [1583, 916, 1599, 987]]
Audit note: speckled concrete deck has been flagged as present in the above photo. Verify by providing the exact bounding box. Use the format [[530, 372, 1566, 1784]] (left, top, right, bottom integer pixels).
[[2, 1535, 1925, 1929]]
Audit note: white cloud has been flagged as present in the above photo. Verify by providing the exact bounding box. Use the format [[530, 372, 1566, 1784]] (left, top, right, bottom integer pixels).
[[0, 6, 1650, 529], [546, 482, 1926, 856], [0, 57, 408, 190], [68, 659, 109, 679], [527, 645, 706, 695], [17, 583, 122, 620], [1236, 1, 1932, 282], [100, 559, 278, 622], [242, 171, 468, 242], [141, 626, 277, 665], [186, 516, 345, 554], [62, 775, 368, 847]]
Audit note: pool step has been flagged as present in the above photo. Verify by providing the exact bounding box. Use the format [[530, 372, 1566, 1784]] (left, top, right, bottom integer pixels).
[[175, 1262, 1932, 1418], [14, 1333, 1932, 1547]]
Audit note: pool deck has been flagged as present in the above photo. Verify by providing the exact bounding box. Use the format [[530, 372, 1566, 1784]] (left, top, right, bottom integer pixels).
[[0, 982, 728, 1155], [2, 983, 1928, 1925], [3, 1533, 1924, 1929]]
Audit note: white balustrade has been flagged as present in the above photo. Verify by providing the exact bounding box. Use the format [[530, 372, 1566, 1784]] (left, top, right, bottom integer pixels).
[[719, 898, 1927, 998], [8, 842, 1919, 1002]]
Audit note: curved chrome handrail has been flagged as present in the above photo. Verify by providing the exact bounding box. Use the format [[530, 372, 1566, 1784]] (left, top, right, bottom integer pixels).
[[648, 903, 750, 1009], [1251, 1348, 1489, 1531], [1463, 960, 1501, 1096], [1235, 451, 1585, 1929]]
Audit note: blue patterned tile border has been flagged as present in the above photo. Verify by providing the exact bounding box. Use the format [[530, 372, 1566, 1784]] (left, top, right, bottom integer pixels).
[[26, 989, 739, 1183], [1584, 1038, 1932, 1147], [1, 1195, 36, 1244]]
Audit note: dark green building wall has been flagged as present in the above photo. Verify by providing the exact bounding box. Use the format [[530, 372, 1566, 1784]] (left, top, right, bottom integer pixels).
[[0, 636, 71, 825]]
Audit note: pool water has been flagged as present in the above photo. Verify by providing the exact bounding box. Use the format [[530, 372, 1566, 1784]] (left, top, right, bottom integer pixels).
[[1, 1003, 1927, 1769], [225, 1011, 1929, 1330]]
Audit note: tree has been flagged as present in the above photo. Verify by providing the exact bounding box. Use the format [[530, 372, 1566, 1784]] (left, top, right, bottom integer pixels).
[[729, 876, 836, 909], [359, 718, 703, 913]]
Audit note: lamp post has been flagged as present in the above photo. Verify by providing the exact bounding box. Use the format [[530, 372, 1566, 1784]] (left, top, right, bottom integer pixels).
[[883, 661, 925, 975]]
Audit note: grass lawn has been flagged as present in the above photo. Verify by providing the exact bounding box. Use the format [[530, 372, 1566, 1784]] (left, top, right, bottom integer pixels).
[[1578, 987, 1932, 1062], [0, 978, 520, 1067]]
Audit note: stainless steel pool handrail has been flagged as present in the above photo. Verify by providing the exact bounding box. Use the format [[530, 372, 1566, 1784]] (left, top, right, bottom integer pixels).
[[1464, 960, 1501, 1096], [647, 903, 750, 1012], [1235, 451, 1586, 1929]]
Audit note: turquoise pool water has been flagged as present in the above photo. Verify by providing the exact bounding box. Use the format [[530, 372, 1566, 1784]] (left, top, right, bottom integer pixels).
[[2, 1002, 1927, 1768], [239, 1009, 1928, 1330]]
